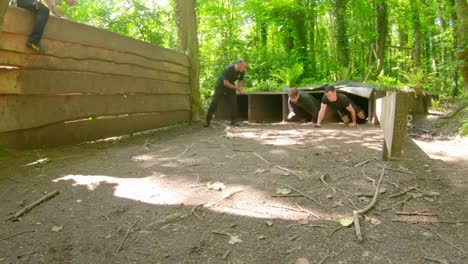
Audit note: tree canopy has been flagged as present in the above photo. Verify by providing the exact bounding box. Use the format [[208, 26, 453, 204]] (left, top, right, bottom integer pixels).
[[59, 0, 467, 102]]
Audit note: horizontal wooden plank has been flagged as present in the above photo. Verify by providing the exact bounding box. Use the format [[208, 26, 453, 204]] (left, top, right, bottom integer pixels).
[[0, 50, 189, 82], [0, 94, 190, 132], [3, 7, 189, 67], [0, 69, 190, 95], [0, 33, 189, 77], [0, 111, 190, 149]]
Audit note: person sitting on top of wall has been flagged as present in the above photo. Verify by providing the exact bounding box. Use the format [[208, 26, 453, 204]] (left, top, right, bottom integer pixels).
[[315, 85, 366, 128], [16, 0, 77, 52]]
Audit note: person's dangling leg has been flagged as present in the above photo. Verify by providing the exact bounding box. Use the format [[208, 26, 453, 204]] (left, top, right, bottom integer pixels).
[[227, 91, 238, 126], [17, 0, 50, 52], [204, 88, 222, 127]]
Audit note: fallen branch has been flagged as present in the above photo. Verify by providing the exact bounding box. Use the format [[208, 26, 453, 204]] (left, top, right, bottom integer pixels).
[[8, 190, 60, 221], [423, 256, 448, 264], [354, 159, 371, 168], [211, 230, 231, 236], [295, 203, 320, 219], [389, 186, 417, 198], [176, 143, 194, 158], [395, 211, 437, 216], [204, 189, 243, 208], [222, 249, 231, 260], [116, 218, 141, 254], [318, 249, 330, 264], [353, 168, 385, 241], [435, 232, 467, 256], [381, 196, 414, 211], [377, 165, 414, 174], [0, 230, 35, 241], [271, 194, 305, 198], [253, 152, 270, 164], [285, 185, 321, 206], [392, 219, 468, 224], [319, 174, 337, 194], [275, 166, 302, 180]]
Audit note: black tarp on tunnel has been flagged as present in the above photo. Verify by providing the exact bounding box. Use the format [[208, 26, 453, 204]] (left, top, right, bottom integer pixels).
[[214, 81, 375, 123]]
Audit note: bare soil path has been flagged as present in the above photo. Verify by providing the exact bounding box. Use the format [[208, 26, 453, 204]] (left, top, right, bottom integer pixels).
[[0, 121, 467, 264]]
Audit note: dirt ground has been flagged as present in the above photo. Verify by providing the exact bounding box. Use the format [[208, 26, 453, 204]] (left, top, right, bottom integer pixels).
[[0, 117, 467, 264]]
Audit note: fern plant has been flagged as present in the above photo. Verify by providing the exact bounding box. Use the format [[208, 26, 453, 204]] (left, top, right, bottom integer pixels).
[[271, 63, 304, 87]]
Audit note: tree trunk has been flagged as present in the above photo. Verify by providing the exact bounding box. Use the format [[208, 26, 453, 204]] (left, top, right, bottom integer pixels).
[[454, 0, 468, 92], [375, 0, 388, 77], [412, 3, 422, 68], [307, 0, 317, 76], [335, 0, 349, 67], [174, 0, 202, 121], [0, 0, 8, 32]]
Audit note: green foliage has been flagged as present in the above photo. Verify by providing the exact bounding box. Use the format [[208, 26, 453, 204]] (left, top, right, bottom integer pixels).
[[460, 117, 468, 136], [270, 63, 303, 87], [55, 0, 464, 105]]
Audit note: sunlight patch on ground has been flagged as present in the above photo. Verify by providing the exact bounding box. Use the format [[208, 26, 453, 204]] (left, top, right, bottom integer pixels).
[[53, 174, 344, 221], [412, 138, 468, 163]]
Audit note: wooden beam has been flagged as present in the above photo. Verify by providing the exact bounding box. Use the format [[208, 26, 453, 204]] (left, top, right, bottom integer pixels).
[[0, 94, 190, 132], [0, 111, 190, 149], [376, 92, 411, 160], [2, 7, 189, 67], [0, 33, 189, 77], [0, 51, 189, 82], [0, 70, 190, 95]]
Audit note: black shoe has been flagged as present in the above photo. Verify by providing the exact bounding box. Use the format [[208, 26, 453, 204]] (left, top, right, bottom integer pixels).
[[26, 41, 41, 52], [204, 120, 210, 127]]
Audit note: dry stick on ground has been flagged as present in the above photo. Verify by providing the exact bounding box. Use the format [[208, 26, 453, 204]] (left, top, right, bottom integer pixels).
[[353, 168, 385, 241], [318, 249, 330, 264], [275, 165, 303, 180], [377, 165, 415, 174], [389, 186, 417, 198], [395, 211, 437, 216], [7, 190, 60, 221], [285, 185, 321, 206], [176, 143, 194, 158], [435, 232, 467, 256], [295, 203, 320, 219], [116, 218, 141, 254], [319, 174, 337, 194], [204, 189, 243, 208], [354, 159, 371, 168], [253, 152, 270, 164], [423, 256, 448, 264], [0, 230, 35, 241], [271, 194, 305, 198], [222, 249, 231, 260]]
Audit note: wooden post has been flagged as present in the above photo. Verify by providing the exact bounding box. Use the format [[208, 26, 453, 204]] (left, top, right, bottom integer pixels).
[[376, 92, 410, 160]]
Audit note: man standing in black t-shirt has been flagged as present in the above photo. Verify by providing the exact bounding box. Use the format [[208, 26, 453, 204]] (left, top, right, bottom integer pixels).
[[315, 85, 366, 128], [204, 59, 247, 127]]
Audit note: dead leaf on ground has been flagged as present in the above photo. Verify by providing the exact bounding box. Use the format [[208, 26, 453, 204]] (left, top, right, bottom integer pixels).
[[228, 235, 242, 244]]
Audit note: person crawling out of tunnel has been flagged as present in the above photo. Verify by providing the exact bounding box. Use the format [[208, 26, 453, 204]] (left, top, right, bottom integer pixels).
[[287, 87, 320, 124], [315, 85, 366, 128]]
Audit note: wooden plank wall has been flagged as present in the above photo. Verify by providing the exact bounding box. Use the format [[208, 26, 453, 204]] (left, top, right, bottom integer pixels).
[[376, 92, 410, 160], [0, 7, 191, 148]]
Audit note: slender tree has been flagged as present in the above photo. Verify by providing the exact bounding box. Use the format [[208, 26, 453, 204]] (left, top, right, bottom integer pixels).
[[335, 0, 350, 67], [454, 0, 468, 91], [175, 0, 202, 121], [375, 0, 388, 77]]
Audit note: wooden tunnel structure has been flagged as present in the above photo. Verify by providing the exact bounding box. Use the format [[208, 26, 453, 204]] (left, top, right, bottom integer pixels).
[[0, 7, 191, 148], [215, 81, 382, 124]]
